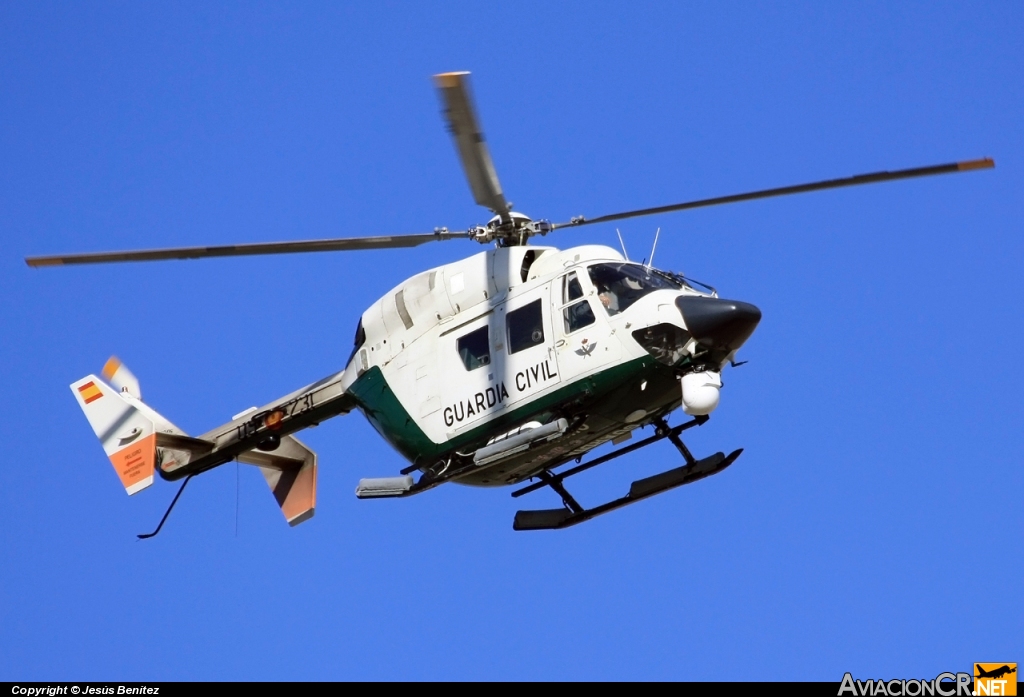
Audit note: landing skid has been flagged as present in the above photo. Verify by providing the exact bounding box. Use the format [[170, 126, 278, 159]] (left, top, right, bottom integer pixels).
[[511, 416, 742, 531]]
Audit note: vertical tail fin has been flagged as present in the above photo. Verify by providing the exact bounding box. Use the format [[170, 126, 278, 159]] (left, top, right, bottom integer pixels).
[[72, 376, 157, 495], [73, 357, 197, 495]]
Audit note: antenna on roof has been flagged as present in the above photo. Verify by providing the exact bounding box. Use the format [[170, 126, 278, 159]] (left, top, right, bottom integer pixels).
[[616, 229, 630, 261], [646, 228, 661, 270]]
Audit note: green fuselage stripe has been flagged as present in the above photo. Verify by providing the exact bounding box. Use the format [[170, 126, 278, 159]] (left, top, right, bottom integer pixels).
[[347, 357, 656, 466]]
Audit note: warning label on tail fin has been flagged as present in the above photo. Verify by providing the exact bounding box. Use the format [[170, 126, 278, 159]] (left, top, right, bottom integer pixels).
[[109, 434, 156, 494]]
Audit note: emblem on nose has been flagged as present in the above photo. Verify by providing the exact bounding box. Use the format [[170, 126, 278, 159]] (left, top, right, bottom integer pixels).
[[675, 296, 761, 352]]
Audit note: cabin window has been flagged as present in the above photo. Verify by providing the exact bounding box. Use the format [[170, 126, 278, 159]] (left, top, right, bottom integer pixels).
[[562, 271, 584, 303], [507, 299, 545, 354], [457, 326, 490, 370], [563, 300, 596, 334]]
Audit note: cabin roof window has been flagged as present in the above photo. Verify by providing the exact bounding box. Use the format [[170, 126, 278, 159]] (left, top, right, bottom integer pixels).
[[457, 325, 490, 371]]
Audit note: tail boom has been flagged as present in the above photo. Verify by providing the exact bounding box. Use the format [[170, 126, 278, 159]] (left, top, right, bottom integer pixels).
[[162, 371, 355, 481]]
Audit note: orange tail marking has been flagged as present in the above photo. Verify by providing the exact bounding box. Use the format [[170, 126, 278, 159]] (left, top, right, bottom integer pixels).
[[108, 433, 155, 494]]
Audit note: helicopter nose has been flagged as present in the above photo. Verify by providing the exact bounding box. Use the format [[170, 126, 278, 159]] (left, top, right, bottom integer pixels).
[[675, 295, 762, 352]]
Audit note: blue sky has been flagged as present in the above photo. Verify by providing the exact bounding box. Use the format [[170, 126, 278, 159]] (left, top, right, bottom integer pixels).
[[1, 2, 1021, 681]]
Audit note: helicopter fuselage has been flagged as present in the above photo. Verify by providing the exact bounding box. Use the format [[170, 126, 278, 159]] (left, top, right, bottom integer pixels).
[[339, 243, 760, 487]]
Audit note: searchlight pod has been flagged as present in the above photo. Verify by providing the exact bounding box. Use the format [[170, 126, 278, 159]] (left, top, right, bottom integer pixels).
[[681, 371, 722, 416]]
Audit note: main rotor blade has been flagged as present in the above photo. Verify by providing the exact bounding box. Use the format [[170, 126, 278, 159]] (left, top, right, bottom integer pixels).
[[554, 158, 995, 229], [434, 72, 511, 219], [25, 231, 470, 267]]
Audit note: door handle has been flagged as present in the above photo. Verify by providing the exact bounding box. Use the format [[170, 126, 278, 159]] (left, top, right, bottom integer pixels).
[[555, 339, 566, 348]]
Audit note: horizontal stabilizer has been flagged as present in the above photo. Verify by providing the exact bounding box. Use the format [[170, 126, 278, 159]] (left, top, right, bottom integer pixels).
[[239, 435, 317, 526], [154, 432, 214, 476]]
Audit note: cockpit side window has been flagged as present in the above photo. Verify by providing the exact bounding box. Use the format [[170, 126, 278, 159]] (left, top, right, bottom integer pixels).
[[457, 326, 490, 371], [588, 263, 681, 315], [563, 300, 596, 334], [558, 271, 595, 334], [506, 299, 545, 354], [562, 271, 584, 303]]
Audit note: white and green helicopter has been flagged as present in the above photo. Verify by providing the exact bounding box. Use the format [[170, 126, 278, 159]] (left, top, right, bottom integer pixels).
[[27, 72, 993, 535]]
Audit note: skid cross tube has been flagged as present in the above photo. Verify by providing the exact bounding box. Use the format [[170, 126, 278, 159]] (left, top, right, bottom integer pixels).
[[538, 471, 585, 514], [511, 414, 708, 499]]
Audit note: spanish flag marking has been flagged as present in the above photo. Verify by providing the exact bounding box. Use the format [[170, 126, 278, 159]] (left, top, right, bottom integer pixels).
[[78, 381, 103, 404]]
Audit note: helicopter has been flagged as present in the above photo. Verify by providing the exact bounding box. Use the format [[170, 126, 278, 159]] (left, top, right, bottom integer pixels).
[[26, 72, 994, 535]]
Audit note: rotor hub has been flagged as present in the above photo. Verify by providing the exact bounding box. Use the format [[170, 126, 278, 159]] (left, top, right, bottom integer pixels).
[[471, 212, 553, 246]]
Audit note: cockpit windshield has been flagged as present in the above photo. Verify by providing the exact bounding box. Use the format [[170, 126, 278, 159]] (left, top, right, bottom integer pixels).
[[587, 263, 682, 316]]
